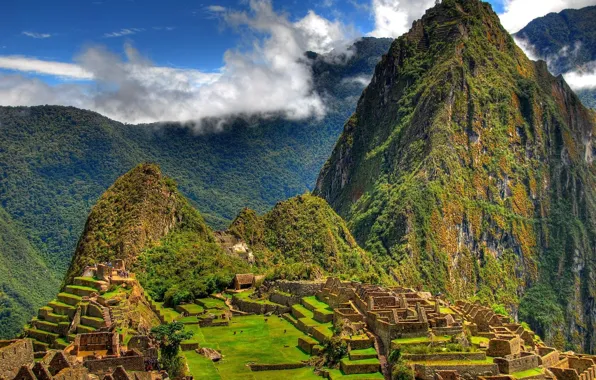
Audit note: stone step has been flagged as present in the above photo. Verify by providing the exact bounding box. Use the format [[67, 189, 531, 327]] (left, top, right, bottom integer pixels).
[[25, 328, 58, 345], [65, 285, 98, 298], [73, 276, 104, 291], [46, 301, 75, 318], [81, 316, 106, 329], [41, 312, 69, 324], [31, 339, 50, 353], [31, 319, 61, 334], [76, 324, 96, 334], [57, 292, 82, 306]]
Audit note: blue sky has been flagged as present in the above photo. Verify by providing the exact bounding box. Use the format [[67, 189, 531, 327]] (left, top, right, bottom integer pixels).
[[1, 0, 505, 71], [1, 0, 594, 125]]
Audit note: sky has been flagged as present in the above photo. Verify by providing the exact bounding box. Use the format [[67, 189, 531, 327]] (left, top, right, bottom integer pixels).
[[1, 0, 595, 126]]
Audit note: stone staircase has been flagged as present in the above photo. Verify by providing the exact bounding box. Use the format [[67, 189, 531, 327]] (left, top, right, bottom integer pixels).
[[25, 277, 107, 353]]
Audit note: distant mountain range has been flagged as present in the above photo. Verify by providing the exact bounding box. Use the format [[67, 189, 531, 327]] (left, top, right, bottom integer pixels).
[[0, 37, 392, 338], [515, 5, 596, 109]]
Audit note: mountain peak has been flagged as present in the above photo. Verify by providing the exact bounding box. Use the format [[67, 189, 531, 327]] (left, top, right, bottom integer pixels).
[[64, 163, 212, 285], [315, 0, 595, 353]]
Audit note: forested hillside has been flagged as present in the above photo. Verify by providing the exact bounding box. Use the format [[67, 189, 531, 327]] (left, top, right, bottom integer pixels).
[[316, 0, 596, 352], [0, 37, 391, 338]]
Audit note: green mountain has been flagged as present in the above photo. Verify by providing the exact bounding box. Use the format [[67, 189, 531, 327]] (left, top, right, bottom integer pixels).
[[315, 0, 596, 353], [64, 163, 213, 285], [514, 6, 596, 109], [0, 206, 59, 338], [228, 194, 391, 284], [0, 37, 391, 338]]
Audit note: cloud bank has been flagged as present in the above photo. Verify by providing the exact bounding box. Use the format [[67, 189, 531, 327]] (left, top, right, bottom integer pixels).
[[0, 0, 353, 126], [498, 0, 596, 33]]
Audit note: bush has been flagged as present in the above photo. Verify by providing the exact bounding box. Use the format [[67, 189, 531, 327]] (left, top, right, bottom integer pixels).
[[322, 336, 348, 367], [392, 361, 414, 380]]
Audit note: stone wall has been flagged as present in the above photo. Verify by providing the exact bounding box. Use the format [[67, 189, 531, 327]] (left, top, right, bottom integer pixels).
[[0, 339, 34, 379], [232, 298, 290, 315], [494, 354, 540, 374], [275, 281, 324, 297], [402, 352, 487, 362], [83, 356, 144, 373], [413, 363, 499, 380], [249, 363, 307, 371], [270, 292, 302, 307], [340, 359, 380, 375]]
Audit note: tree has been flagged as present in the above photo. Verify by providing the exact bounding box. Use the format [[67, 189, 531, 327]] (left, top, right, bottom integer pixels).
[[151, 322, 194, 378]]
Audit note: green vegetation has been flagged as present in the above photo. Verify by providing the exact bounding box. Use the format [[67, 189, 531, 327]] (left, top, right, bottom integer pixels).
[[0, 38, 393, 337], [151, 322, 193, 378], [229, 194, 393, 284], [315, 0, 596, 351], [135, 229, 249, 307], [183, 315, 312, 379], [0, 206, 60, 338]]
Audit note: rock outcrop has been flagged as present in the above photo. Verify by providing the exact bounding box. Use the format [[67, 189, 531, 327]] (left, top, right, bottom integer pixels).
[[315, 0, 596, 352]]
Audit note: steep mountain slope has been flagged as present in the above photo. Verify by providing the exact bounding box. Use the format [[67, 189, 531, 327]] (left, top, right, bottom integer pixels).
[[515, 6, 596, 109], [0, 207, 59, 339], [316, 0, 595, 352], [228, 193, 392, 284], [0, 37, 391, 280], [64, 163, 213, 285]]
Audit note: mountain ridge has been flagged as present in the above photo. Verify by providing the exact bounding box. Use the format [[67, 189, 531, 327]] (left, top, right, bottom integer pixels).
[[316, 0, 595, 352]]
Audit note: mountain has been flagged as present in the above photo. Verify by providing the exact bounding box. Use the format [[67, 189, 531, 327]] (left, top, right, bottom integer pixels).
[[0, 37, 392, 337], [228, 193, 392, 284], [315, 0, 596, 353], [0, 206, 59, 338], [514, 6, 596, 109], [64, 163, 213, 285]]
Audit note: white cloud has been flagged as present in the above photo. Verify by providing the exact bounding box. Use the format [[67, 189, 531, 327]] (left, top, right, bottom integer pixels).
[[104, 28, 145, 38], [0, 56, 93, 79], [497, 0, 596, 33], [0, 0, 352, 127], [367, 0, 436, 38], [563, 62, 596, 90], [22, 31, 52, 39], [206, 5, 227, 13]]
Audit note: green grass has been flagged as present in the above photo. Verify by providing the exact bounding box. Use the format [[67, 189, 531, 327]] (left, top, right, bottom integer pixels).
[[341, 358, 380, 366], [183, 315, 312, 379], [471, 336, 490, 345], [292, 304, 314, 319], [392, 335, 451, 345], [512, 368, 544, 379], [350, 347, 378, 359], [233, 290, 278, 306], [328, 369, 384, 379], [302, 296, 332, 311], [196, 297, 226, 310], [67, 285, 97, 292], [178, 303, 204, 315], [154, 302, 181, 323]]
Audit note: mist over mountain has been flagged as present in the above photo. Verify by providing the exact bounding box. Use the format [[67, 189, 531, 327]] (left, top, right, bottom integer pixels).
[[514, 5, 596, 109], [0, 37, 392, 338]]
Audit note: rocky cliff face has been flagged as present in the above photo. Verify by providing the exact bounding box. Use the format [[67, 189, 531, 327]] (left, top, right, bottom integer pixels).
[[64, 163, 213, 285], [315, 0, 595, 352]]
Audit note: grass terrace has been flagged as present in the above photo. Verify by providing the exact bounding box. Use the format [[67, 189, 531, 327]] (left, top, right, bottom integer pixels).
[[327, 369, 384, 379], [178, 303, 204, 315], [511, 368, 544, 379], [183, 315, 313, 379], [196, 297, 227, 310]]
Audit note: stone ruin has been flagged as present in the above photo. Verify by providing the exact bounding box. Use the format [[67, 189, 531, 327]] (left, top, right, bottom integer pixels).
[[317, 277, 463, 353], [0, 333, 163, 380]]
